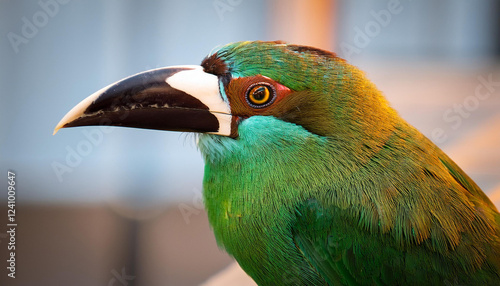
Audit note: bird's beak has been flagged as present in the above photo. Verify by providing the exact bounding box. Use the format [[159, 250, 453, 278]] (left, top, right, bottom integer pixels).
[[53, 65, 235, 137]]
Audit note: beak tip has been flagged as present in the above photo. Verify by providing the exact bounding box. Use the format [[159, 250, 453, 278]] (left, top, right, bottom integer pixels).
[[53, 122, 65, 135], [53, 115, 71, 135], [53, 85, 107, 136]]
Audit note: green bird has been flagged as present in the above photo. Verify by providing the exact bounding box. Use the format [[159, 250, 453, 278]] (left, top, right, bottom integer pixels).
[[54, 41, 500, 285]]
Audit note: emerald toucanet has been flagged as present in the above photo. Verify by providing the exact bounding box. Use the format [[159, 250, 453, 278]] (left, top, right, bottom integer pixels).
[[55, 41, 500, 285]]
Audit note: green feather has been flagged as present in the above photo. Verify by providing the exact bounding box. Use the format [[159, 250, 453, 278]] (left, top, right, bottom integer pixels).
[[199, 41, 500, 285]]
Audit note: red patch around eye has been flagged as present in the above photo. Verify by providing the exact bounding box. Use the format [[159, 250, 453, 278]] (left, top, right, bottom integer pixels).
[[225, 75, 292, 116], [274, 80, 292, 94], [261, 76, 291, 94]]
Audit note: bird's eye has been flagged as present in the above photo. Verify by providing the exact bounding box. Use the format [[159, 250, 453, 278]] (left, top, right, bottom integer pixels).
[[246, 83, 276, 108]]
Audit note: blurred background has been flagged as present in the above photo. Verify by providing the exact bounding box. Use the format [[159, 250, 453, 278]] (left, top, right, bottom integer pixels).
[[0, 0, 499, 285]]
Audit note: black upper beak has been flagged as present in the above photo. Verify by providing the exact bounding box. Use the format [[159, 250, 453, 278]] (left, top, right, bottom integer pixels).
[[54, 65, 235, 137]]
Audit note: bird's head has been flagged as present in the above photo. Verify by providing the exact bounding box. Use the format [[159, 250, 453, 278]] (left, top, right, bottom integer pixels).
[[55, 41, 398, 160]]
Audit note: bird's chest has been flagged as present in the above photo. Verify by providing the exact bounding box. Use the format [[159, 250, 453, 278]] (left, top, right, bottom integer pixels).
[[204, 180, 284, 260], [202, 162, 309, 284], [198, 132, 330, 284]]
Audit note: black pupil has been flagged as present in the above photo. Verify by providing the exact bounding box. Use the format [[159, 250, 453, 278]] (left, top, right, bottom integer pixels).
[[253, 87, 267, 101]]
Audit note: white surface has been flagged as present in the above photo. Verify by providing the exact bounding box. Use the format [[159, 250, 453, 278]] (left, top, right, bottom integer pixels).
[[201, 262, 257, 286]]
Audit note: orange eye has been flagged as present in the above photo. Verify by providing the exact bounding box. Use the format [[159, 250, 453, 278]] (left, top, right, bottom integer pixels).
[[246, 83, 276, 108]]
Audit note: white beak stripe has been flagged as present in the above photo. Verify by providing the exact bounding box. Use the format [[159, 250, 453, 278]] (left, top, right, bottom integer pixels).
[[166, 66, 231, 115]]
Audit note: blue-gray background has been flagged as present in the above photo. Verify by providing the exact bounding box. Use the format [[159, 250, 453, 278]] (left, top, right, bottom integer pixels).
[[1, 0, 499, 205], [1, 0, 269, 204]]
